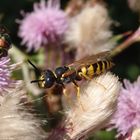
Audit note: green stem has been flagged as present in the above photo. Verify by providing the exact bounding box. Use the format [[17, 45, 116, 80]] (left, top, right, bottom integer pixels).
[[110, 28, 140, 58], [9, 46, 42, 95]]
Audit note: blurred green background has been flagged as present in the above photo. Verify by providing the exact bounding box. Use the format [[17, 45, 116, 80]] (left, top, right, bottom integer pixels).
[[0, 0, 140, 139]]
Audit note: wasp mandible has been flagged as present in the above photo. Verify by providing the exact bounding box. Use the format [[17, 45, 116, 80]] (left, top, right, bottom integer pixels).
[[28, 51, 114, 98]]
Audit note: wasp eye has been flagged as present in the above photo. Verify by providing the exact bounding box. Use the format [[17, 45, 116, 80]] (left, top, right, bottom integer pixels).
[[44, 77, 54, 88], [43, 70, 56, 88]]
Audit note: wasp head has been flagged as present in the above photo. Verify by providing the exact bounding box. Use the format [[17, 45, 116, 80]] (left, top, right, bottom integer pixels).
[[28, 60, 56, 88], [37, 70, 56, 88]]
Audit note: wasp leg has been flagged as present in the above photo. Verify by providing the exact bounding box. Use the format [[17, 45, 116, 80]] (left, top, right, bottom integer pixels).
[[61, 84, 70, 98], [61, 84, 73, 107], [78, 72, 91, 80], [72, 81, 85, 111], [72, 81, 80, 98], [79, 72, 106, 90]]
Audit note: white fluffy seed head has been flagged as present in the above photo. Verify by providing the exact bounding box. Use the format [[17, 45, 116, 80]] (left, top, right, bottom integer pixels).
[[128, 0, 140, 13], [64, 72, 121, 139], [0, 85, 47, 140], [65, 4, 115, 59], [131, 128, 140, 140]]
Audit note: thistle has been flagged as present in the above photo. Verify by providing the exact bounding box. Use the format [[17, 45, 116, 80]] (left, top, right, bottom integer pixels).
[[18, 0, 68, 51], [110, 76, 140, 138]]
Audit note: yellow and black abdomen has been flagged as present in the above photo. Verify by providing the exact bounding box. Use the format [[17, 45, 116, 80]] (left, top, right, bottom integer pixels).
[[79, 60, 114, 79]]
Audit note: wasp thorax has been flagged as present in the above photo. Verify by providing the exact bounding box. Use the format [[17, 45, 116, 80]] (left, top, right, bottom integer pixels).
[[39, 70, 56, 88], [55, 66, 69, 78]]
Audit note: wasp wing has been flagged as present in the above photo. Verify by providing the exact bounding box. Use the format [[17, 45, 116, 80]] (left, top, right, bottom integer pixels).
[[69, 51, 110, 68], [63, 51, 110, 77]]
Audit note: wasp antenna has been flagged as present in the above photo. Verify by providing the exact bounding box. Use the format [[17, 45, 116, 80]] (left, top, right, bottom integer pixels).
[[28, 59, 41, 75], [31, 80, 42, 83]]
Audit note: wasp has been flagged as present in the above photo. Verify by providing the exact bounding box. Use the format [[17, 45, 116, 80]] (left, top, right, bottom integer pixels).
[[0, 25, 12, 58], [28, 51, 114, 98]]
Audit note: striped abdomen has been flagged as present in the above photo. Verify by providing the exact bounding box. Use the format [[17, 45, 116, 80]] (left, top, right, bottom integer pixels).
[[78, 60, 114, 78]]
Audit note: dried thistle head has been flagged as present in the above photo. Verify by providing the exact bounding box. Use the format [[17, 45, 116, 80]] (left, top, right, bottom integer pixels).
[[131, 128, 140, 140], [0, 84, 47, 140], [65, 0, 85, 17], [128, 0, 140, 13], [64, 72, 121, 139], [65, 4, 115, 59], [47, 72, 121, 140]]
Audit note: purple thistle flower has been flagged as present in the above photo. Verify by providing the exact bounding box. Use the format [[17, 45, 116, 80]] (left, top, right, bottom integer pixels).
[[17, 0, 68, 51], [110, 76, 140, 137], [0, 57, 19, 94]]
